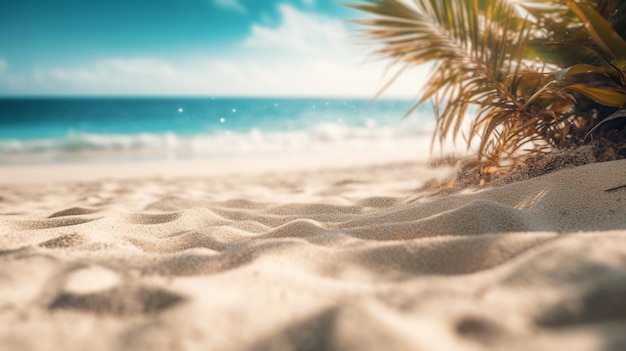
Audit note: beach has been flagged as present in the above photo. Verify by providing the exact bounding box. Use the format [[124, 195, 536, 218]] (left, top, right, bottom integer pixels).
[[1, 157, 625, 350], [3, 0, 626, 348]]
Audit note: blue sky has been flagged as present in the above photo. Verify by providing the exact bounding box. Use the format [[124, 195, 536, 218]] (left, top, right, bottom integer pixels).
[[0, 0, 423, 97]]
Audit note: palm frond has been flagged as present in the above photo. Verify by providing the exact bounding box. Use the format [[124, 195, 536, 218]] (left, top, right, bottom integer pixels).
[[350, 0, 541, 165], [351, 0, 626, 176]]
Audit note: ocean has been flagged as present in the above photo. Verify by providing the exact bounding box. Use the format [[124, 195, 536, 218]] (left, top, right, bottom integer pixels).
[[0, 97, 435, 165]]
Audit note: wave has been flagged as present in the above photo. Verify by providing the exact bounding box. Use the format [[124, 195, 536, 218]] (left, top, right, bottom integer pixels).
[[0, 122, 434, 164]]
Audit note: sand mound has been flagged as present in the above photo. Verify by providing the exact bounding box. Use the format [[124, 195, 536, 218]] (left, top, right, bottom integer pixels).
[[0, 160, 625, 350]]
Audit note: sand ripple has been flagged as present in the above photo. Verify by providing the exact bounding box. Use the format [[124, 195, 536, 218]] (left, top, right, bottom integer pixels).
[[0, 160, 625, 350]]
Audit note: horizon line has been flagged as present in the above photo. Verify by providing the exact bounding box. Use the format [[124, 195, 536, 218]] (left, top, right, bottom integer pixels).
[[0, 94, 416, 100]]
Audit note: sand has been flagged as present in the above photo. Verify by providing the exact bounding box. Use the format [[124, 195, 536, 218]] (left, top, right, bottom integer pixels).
[[0, 158, 625, 351]]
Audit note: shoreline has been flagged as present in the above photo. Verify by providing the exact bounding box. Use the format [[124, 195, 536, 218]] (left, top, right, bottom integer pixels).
[[0, 147, 433, 184]]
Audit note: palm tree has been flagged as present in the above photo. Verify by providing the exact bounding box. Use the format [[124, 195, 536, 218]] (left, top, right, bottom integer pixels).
[[350, 0, 626, 179]]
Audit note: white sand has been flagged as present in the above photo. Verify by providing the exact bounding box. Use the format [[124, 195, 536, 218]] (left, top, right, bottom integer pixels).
[[0, 158, 625, 351]]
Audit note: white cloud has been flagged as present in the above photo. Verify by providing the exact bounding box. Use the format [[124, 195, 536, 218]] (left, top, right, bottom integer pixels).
[[1, 5, 427, 97], [236, 4, 427, 97], [28, 58, 179, 94], [244, 4, 347, 56], [213, 0, 245, 13]]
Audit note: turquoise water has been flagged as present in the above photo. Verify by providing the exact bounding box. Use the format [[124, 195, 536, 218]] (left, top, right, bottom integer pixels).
[[0, 97, 435, 164]]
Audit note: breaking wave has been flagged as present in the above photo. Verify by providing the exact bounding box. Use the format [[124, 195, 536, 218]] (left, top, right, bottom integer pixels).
[[0, 121, 433, 164]]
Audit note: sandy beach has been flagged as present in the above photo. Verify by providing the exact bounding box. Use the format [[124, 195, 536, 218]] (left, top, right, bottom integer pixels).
[[1, 158, 625, 350]]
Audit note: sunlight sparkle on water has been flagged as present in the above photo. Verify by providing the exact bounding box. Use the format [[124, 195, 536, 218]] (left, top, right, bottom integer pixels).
[[220, 118, 225, 123], [232, 108, 237, 113], [178, 108, 183, 113]]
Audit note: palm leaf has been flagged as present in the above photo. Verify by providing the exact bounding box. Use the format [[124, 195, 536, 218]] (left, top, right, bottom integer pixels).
[[565, 0, 626, 60], [351, 0, 626, 175], [565, 84, 626, 107], [350, 0, 540, 165]]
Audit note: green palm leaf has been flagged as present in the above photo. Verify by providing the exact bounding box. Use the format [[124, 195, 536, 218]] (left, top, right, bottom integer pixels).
[[565, 0, 626, 60]]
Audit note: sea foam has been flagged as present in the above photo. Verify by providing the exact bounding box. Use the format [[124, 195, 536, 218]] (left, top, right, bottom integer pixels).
[[0, 97, 437, 164], [0, 121, 433, 164]]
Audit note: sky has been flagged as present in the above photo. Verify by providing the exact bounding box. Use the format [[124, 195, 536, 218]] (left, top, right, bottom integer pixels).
[[0, 0, 425, 97]]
